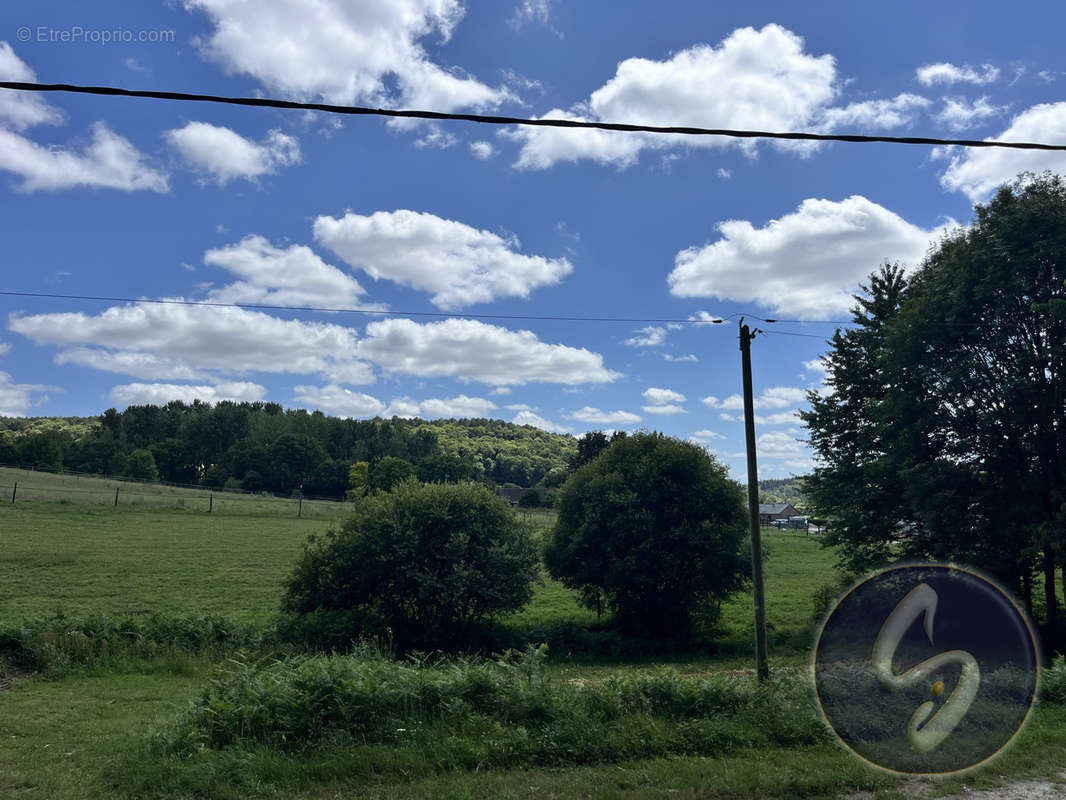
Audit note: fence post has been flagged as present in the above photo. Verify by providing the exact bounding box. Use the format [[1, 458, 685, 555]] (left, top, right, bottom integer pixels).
[[114, 487, 119, 507], [298, 495, 303, 518], [10, 481, 15, 503], [209, 493, 213, 513]]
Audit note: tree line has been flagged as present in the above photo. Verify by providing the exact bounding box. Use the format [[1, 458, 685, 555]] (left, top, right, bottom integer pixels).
[[0, 402, 577, 498]]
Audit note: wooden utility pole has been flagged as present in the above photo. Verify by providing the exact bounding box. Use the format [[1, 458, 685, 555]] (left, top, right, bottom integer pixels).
[[740, 319, 770, 683]]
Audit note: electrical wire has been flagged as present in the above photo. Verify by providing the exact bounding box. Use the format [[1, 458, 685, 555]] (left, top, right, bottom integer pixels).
[[0, 290, 732, 325], [3, 81, 1066, 152]]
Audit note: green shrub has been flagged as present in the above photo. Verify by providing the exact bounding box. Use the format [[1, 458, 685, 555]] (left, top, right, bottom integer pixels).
[[282, 480, 541, 651], [157, 650, 827, 764], [1042, 653, 1066, 703], [545, 432, 749, 640], [0, 612, 267, 675]]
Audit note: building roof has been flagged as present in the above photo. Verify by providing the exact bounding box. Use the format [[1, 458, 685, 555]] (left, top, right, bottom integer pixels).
[[759, 502, 795, 515]]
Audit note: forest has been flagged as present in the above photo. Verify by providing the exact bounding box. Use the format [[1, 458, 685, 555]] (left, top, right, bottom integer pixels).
[[0, 402, 578, 498]]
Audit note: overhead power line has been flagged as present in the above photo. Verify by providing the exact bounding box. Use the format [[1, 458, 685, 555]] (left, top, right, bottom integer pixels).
[[0, 290, 738, 325], [3, 81, 1066, 152], [0, 291, 1001, 330]]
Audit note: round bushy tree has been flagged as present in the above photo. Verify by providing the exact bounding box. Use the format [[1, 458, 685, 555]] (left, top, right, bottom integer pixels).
[[544, 432, 749, 639], [282, 480, 540, 649]]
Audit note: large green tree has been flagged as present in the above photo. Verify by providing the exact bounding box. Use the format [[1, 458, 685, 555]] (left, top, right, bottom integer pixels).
[[803, 173, 1066, 650], [544, 432, 749, 639], [283, 480, 540, 649]]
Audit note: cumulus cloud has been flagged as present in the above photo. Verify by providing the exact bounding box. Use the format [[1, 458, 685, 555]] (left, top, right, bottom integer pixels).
[[755, 430, 807, 459], [569, 406, 641, 425], [689, 429, 725, 443], [165, 122, 300, 184], [55, 348, 212, 381], [0, 122, 169, 193], [185, 0, 509, 113], [721, 409, 803, 425], [0, 341, 10, 356], [314, 210, 572, 310], [469, 140, 496, 159], [623, 326, 667, 347], [9, 302, 372, 383], [641, 404, 685, 415], [513, 409, 572, 433], [291, 384, 385, 418], [939, 103, 1066, 202], [202, 235, 372, 308], [703, 386, 807, 411], [933, 96, 1004, 131], [0, 371, 56, 416], [505, 24, 836, 169], [355, 317, 619, 386], [916, 62, 1000, 87], [643, 387, 685, 405], [818, 93, 931, 130], [663, 353, 699, 363], [419, 394, 497, 418], [669, 195, 952, 319], [0, 42, 64, 130], [109, 381, 266, 407]]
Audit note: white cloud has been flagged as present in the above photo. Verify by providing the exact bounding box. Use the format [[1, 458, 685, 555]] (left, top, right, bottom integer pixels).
[[291, 384, 385, 418], [623, 325, 667, 347], [704, 386, 808, 412], [642, 404, 686, 415], [505, 24, 836, 169], [202, 235, 372, 308], [916, 62, 1000, 87], [185, 0, 509, 113], [109, 381, 266, 408], [939, 103, 1066, 202], [315, 210, 572, 310], [643, 387, 685, 405], [383, 397, 422, 418], [934, 96, 1004, 131], [690, 429, 725, 442], [669, 195, 952, 319], [419, 394, 497, 418], [717, 168, 731, 179], [755, 430, 806, 459], [10, 302, 372, 382], [470, 140, 496, 159], [55, 348, 212, 381], [509, 0, 554, 31], [569, 406, 641, 425], [413, 124, 459, 149], [512, 409, 572, 433], [0, 371, 56, 416], [0, 341, 10, 356], [818, 93, 931, 130], [165, 122, 300, 184], [688, 310, 725, 325], [803, 358, 828, 378], [663, 353, 699, 363], [355, 317, 619, 386], [0, 43, 64, 130], [505, 403, 535, 411], [0, 122, 169, 193], [489, 387, 511, 396]]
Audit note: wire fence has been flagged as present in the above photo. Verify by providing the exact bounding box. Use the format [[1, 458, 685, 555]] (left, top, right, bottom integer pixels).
[[0, 465, 350, 519]]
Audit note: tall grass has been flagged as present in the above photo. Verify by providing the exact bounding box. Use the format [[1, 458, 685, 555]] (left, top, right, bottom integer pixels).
[[156, 645, 830, 769], [0, 611, 267, 675]]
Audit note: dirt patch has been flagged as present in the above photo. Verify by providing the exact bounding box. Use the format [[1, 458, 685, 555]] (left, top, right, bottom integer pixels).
[[847, 771, 1066, 800]]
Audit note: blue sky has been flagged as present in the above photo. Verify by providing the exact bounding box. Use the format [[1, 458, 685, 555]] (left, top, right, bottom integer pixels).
[[2, 0, 1066, 479]]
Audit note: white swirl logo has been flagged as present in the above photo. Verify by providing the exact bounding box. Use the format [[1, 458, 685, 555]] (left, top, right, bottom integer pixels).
[[814, 564, 1039, 775], [872, 583, 980, 753]]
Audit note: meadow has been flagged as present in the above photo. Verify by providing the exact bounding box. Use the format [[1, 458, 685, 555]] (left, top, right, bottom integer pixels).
[[2, 485, 1065, 799]]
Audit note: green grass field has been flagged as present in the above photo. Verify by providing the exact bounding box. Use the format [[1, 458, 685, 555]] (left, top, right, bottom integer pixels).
[[0, 465, 351, 519], [1, 499, 1064, 799]]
